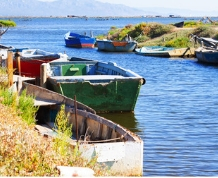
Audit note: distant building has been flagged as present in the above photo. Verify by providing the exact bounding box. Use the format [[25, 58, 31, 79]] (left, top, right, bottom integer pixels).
[[169, 15, 181, 18]]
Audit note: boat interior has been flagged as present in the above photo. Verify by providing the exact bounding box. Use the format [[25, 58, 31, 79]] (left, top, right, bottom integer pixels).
[[48, 57, 145, 84], [21, 82, 140, 144]]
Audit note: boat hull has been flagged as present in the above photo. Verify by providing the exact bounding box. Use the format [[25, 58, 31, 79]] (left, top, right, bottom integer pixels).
[[12, 49, 64, 78], [13, 57, 57, 78], [65, 38, 96, 48], [64, 32, 96, 48], [21, 82, 143, 176], [195, 47, 218, 64], [135, 46, 195, 57], [173, 21, 184, 28], [47, 77, 142, 113], [96, 40, 137, 52], [45, 59, 145, 113]]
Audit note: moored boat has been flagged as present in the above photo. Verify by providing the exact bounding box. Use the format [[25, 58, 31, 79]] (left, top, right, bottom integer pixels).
[[173, 21, 184, 28], [13, 48, 68, 78], [64, 31, 96, 48], [195, 47, 218, 64], [135, 46, 195, 57], [0, 44, 14, 67], [96, 39, 137, 52], [21, 82, 143, 176], [42, 57, 145, 113], [191, 35, 218, 64]]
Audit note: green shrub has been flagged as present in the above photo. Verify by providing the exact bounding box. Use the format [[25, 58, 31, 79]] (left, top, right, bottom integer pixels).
[[136, 35, 150, 43], [118, 28, 132, 40], [0, 67, 8, 88], [96, 34, 105, 40], [53, 105, 72, 156], [212, 33, 218, 40], [184, 21, 203, 27], [165, 37, 191, 48], [193, 26, 216, 37], [148, 23, 173, 38], [0, 20, 16, 27], [132, 22, 147, 36], [17, 89, 38, 125], [0, 88, 17, 107]]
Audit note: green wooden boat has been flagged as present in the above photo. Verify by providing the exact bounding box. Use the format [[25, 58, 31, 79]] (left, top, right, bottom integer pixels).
[[45, 57, 145, 113]]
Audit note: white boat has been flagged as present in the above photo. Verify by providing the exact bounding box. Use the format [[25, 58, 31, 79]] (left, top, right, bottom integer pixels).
[[135, 46, 195, 57], [0, 44, 14, 67]]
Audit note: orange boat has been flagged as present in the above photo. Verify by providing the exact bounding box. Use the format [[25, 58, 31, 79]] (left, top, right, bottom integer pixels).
[[96, 39, 137, 52]]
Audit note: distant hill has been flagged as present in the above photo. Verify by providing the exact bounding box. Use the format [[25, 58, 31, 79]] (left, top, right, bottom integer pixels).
[[0, 0, 215, 17], [139, 7, 218, 17], [0, 0, 147, 17]]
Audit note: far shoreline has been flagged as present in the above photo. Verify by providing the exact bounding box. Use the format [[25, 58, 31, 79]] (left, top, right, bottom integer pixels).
[[1, 15, 218, 19]]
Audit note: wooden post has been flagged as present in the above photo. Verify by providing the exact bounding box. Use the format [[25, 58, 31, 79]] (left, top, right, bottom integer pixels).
[[40, 63, 47, 88], [7, 51, 13, 87], [74, 95, 78, 142], [15, 52, 21, 76], [17, 76, 22, 94]]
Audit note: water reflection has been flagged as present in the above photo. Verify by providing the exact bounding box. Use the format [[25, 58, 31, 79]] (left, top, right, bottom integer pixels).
[[99, 112, 141, 133]]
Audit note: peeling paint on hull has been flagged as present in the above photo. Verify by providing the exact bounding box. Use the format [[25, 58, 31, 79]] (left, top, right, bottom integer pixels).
[[47, 78, 142, 113]]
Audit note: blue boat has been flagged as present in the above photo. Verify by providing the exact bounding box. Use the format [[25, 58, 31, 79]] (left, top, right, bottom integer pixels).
[[195, 47, 218, 64], [193, 36, 218, 64], [96, 39, 137, 52], [64, 31, 96, 48]]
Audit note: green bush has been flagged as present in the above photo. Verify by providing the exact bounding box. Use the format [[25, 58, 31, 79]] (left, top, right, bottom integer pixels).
[[184, 21, 203, 27], [0, 88, 17, 107], [136, 35, 150, 43], [212, 33, 218, 40], [17, 89, 38, 125], [165, 37, 191, 48], [193, 26, 216, 37], [0, 66, 38, 125], [0, 20, 16, 27], [147, 23, 173, 38], [54, 105, 72, 156], [131, 22, 147, 36]]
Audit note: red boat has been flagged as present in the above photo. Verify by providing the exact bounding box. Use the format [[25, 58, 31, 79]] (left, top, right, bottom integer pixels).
[[13, 49, 67, 78]]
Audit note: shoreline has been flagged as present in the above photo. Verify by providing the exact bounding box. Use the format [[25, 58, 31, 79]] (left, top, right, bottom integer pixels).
[[1, 15, 218, 19]]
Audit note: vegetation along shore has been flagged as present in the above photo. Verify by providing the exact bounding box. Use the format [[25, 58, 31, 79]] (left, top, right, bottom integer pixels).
[[97, 19, 218, 49], [0, 17, 218, 176]]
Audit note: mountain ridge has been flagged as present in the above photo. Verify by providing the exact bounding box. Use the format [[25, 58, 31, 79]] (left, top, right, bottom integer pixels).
[[0, 0, 147, 17], [0, 0, 216, 17]]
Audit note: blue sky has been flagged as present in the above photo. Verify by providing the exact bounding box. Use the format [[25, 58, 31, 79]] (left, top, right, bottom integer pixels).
[[96, 0, 217, 11]]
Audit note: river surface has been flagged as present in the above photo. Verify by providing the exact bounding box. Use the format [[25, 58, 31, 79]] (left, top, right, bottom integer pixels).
[[1, 17, 218, 176]]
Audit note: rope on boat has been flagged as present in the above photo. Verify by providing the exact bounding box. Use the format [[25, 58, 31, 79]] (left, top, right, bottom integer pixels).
[[78, 133, 128, 144]]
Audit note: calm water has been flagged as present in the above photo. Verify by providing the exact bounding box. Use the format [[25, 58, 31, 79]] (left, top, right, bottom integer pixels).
[[2, 17, 218, 176]]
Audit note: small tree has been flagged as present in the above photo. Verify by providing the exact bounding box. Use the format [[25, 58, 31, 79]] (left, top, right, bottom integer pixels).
[[0, 20, 16, 38]]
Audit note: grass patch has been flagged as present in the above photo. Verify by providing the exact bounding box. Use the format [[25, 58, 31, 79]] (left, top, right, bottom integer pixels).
[[0, 66, 110, 176], [96, 21, 218, 48]]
